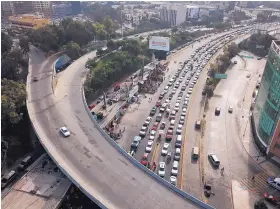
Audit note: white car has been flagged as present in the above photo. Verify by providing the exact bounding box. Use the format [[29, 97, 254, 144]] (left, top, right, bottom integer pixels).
[[149, 135, 155, 140], [164, 86, 169, 90], [161, 143, 169, 155], [144, 117, 152, 126], [60, 127, 70, 137], [176, 124, 183, 134], [171, 161, 179, 176], [170, 176, 177, 186], [174, 103, 180, 112], [158, 162, 166, 177], [145, 140, 154, 152]]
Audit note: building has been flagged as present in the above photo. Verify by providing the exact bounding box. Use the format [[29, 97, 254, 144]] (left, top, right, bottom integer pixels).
[[1, 154, 72, 209], [71, 1, 81, 15], [52, 3, 72, 18], [32, 1, 52, 17], [1, 1, 15, 17], [159, 5, 187, 26], [268, 120, 280, 160], [13, 1, 33, 15], [9, 14, 50, 29], [186, 5, 200, 20], [252, 40, 280, 154]]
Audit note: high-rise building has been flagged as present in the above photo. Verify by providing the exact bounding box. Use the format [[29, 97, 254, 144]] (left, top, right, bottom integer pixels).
[[268, 120, 280, 160], [13, 1, 33, 15], [159, 5, 187, 26], [71, 1, 81, 15], [32, 1, 52, 17], [2, 1, 51, 18], [252, 40, 280, 154], [1, 1, 15, 17], [52, 3, 71, 18]]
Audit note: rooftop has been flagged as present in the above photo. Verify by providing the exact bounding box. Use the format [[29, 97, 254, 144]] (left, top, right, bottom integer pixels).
[[2, 154, 72, 209]]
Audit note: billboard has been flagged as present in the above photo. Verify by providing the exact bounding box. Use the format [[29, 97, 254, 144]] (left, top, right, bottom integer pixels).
[[149, 36, 170, 51], [187, 6, 200, 19]]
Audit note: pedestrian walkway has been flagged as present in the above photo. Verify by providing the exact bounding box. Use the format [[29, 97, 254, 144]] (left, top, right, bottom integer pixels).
[[240, 172, 269, 197], [231, 180, 259, 209]]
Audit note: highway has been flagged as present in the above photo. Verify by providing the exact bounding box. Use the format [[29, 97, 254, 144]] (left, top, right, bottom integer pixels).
[[26, 24, 279, 209], [27, 48, 208, 209]]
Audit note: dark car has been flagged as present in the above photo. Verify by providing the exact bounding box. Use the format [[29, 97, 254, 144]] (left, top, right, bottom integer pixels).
[[130, 141, 140, 151], [150, 106, 157, 116], [215, 107, 221, 116]]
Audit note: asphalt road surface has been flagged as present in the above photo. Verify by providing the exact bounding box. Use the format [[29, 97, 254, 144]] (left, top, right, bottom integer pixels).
[[202, 54, 280, 209], [27, 48, 206, 209]]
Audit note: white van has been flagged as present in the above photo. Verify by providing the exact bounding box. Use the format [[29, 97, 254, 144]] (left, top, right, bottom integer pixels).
[[192, 147, 199, 159], [175, 135, 182, 148], [1, 170, 17, 189], [174, 148, 181, 161]]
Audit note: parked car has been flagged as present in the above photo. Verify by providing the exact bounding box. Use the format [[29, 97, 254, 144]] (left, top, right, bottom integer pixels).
[[267, 177, 280, 191]]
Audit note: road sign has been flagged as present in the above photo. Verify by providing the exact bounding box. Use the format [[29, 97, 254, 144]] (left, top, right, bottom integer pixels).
[[240, 55, 254, 59], [214, 74, 227, 79]]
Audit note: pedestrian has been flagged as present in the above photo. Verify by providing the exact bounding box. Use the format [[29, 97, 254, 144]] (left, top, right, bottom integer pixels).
[[252, 175, 255, 180], [123, 127, 126, 132]]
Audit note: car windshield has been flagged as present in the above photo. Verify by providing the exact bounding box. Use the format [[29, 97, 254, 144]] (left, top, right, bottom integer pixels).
[[62, 129, 67, 133]]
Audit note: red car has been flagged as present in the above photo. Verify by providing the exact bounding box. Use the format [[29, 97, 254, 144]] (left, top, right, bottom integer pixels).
[[167, 127, 173, 134], [114, 83, 121, 91], [156, 101, 161, 107], [141, 153, 149, 166], [152, 122, 159, 130], [166, 134, 173, 141]]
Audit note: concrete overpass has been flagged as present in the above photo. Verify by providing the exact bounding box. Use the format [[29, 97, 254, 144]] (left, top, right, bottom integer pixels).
[[26, 46, 213, 209]]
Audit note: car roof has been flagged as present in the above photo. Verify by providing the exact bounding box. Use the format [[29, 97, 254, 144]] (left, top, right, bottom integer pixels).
[[159, 162, 165, 167], [274, 178, 280, 183]]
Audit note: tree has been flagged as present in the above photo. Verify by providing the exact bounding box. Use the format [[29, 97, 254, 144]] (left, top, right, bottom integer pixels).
[[19, 36, 30, 55], [1, 79, 26, 130], [107, 40, 117, 51], [171, 27, 178, 34], [226, 43, 240, 57], [1, 49, 27, 81], [65, 41, 81, 60], [102, 15, 116, 35], [1, 32, 12, 55], [254, 200, 268, 209], [229, 10, 250, 23]]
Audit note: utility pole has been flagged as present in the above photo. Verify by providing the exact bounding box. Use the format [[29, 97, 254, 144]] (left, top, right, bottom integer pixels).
[[121, 4, 124, 38], [103, 91, 106, 110]]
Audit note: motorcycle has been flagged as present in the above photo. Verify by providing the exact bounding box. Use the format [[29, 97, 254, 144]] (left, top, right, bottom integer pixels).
[[167, 152, 171, 164], [264, 193, 280, 207]]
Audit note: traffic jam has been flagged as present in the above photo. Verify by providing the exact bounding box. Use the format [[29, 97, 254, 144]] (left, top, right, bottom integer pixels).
[[128, 28, 250, 186]]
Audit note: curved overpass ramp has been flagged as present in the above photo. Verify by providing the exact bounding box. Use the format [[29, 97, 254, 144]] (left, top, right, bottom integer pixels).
[[26, 46, 211, 209]]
